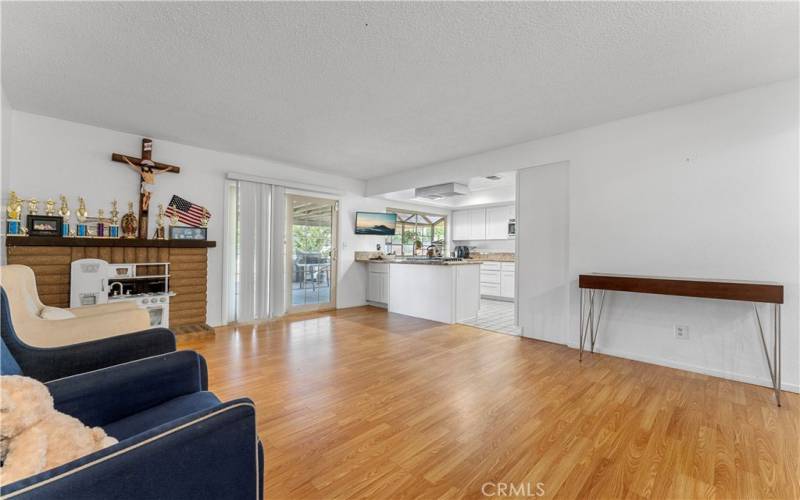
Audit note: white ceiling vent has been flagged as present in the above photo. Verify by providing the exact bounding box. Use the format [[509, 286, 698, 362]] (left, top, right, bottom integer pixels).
[[414, 182, 471, 200]]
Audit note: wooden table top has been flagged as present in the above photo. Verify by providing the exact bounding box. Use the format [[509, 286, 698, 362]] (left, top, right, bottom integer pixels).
[[579, 273, 783, 304]]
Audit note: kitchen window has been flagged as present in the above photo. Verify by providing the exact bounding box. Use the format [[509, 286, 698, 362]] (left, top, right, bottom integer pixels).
[[385, 209, 447, 256]]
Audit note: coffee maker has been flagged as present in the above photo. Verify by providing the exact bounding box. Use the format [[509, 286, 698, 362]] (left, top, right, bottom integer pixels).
[[454, 245, 470, 259]]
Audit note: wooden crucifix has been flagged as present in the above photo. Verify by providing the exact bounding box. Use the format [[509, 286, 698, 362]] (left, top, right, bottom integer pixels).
[[111, 138, 180, 239]]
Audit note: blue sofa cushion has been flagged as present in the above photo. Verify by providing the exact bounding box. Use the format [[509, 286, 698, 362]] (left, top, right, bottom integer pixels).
[[1, 337, 22, 375], [103, 391, 221, 441]]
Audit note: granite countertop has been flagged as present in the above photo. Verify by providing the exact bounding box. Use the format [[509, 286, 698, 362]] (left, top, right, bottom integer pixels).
[[388, 259, 482, 266], [354, 252, 481, 265], [354, 251, 508, 265], [364, 258, 481, 266]]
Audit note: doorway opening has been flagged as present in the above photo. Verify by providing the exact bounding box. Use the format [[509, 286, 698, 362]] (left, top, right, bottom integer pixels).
[[286, 194, 338, 313]]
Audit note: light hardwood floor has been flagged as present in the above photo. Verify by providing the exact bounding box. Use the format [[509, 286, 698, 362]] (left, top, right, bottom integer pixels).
[[177, 306, 799, 499]]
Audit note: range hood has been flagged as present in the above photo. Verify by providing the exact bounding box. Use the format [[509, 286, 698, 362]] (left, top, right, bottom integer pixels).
[[414, 182, 470, 200]]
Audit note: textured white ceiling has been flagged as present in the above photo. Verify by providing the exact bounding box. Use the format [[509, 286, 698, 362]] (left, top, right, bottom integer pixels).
[[2, 2, 797, 180]]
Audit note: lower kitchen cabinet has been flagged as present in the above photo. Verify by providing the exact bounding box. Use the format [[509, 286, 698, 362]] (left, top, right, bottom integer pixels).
[[480, 262, 515, 299], [367, 263, 389, 304], [500, 268, 515, 297]]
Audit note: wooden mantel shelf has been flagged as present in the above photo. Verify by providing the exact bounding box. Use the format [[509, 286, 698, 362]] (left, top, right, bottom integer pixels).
[[6, 236, 215, 248]]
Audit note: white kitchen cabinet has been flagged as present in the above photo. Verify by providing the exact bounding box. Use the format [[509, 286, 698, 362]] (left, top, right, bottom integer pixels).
[[451, 204, 514, 242], [500, 270, 515, 298], [468, 209, 486, 240], [480, 261, 515, 299], [485, 206, 509, 240], [480, 282, 501, 296], [480, 269, 501, 284], [367, 264, 389, 304], [451, 210, 470, 241]]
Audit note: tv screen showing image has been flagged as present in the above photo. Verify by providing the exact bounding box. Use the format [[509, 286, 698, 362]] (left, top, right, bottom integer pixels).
[[355, 212, 397, 235]]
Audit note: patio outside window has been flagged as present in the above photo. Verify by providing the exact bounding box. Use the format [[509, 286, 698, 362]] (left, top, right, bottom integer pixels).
[[385, 209, 447, 256]]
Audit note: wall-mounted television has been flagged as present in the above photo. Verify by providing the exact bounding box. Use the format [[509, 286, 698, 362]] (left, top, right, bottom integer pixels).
[[355, 212, 397, 235]]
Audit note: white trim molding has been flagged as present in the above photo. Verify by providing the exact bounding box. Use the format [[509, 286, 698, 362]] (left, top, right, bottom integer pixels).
[[227, 172, 344, 196]]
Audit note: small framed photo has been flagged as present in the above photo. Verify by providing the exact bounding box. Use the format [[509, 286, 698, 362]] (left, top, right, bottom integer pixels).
[[27, 215, 63, 237], [169, 226, 207, 241]]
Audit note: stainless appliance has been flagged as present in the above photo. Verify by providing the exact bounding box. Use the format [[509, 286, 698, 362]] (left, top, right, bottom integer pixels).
[[507, 219, 516, 238], [455, 245, 471, 259]]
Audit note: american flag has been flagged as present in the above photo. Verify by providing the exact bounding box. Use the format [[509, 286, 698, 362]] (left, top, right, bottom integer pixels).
[[164, 195, 210, 227]]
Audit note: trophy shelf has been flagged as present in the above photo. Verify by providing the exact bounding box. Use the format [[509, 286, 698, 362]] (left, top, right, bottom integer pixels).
[[5, 236, 215, 248]]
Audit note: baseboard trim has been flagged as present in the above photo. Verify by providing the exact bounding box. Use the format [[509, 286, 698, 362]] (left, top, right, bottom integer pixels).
[[364, 301, 388, 309], [565, 342, 800, 394]]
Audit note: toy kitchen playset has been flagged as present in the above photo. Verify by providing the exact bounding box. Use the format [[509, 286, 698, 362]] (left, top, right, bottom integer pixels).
[[70, 259, 175, 328]]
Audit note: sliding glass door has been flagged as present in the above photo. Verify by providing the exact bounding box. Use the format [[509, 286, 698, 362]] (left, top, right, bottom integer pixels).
[[286, 194, 338, 313]]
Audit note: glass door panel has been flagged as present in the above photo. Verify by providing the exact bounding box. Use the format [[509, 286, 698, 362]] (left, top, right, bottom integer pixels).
[[287, 195, 337, 312]]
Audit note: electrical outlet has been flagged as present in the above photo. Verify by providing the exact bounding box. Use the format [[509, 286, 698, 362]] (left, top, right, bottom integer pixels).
[[674, 324, 690, 340]]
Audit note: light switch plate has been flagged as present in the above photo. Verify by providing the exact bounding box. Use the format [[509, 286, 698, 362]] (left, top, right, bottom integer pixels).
[[674, 324, 690, 340]]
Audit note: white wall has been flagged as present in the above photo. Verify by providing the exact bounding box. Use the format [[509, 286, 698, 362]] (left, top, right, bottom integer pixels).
[[368, 79, 800, 392], [337, 195, 448, 309], [1, 87, 12, 264], [5, 111, 436, 324], [517, 162, 569, 345]]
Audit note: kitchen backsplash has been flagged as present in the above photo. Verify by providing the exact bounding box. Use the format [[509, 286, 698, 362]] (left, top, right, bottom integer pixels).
[[460, 239, 516, 253], [467, 251, 515, 262]]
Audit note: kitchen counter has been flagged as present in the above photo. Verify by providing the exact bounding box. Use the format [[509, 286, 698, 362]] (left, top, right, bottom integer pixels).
[[363, 258, 481, 323], [387, 263, 480, 323], [354, 253, 481, 265], [373, 259, 480, 266]]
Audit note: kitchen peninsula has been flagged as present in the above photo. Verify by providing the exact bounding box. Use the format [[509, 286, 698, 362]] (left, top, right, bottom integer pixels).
[[357, 255, 481, 324]]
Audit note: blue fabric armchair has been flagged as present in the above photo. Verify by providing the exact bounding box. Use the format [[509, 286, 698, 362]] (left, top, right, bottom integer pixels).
[[1, 347, 264, 499], [1, 287, 177, 382]]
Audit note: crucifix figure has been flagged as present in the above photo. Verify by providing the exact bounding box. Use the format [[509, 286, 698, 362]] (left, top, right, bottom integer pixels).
[[111, 138, 181, 239]]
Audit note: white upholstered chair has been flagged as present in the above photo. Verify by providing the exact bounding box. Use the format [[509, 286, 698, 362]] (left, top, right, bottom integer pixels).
[[0, 264, 151, 347]]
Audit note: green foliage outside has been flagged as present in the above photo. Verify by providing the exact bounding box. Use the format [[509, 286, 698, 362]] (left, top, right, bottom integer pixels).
[[388, 220, 446, 255], [293, 225, 331, 254]]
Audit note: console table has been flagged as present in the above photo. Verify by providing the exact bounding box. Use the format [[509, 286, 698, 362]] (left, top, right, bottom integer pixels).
[[578, 273, 784, 406]]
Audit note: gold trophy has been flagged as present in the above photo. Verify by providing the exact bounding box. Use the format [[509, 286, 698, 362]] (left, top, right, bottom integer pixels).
[[169, 206, 179, 227], [6, 191, 23, 235], [7, 191, 22, 220], [109, 200, 121, 238], [154, 204, 166, 240], [110, 201, 119, 224], [59, 195, 70, 219], [76, 197, 89, 237], [27, 198, 39, 216], [76, 198, 88, 222], [121, 201, 138, 239], [45, 199, 56, 216], [200, 207, 209, 228], [59, 195, 70, 237]]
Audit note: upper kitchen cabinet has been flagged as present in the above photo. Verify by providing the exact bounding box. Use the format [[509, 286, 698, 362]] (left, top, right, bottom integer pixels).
[[451, 210, 470, 241], [452, 204, 514, 241], [485, 206, 510, 240], [468, 209, 486, 240]]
